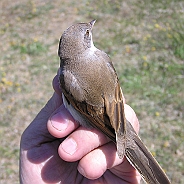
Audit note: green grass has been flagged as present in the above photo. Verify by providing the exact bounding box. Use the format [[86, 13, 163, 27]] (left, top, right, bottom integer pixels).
[[0, 0, 184, 183], [11, 39, 48, 55]]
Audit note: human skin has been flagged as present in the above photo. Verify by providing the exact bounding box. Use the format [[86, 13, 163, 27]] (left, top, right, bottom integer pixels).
[[19, 74, 141, 184]]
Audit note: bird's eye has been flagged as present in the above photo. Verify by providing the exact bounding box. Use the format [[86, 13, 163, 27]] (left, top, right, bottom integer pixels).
[[85, 29, 90, 37]]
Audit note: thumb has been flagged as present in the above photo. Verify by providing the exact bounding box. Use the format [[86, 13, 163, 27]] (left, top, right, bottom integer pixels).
[[30, 73, 63, 128], [21, 92, 62, 149], [41, 92, 62, 119]]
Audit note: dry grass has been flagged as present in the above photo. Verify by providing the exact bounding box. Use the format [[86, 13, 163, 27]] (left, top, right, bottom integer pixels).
[[0, 0, 183, 183]]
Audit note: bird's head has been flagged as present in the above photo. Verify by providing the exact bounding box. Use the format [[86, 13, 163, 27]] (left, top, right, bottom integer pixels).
[[58, 20, 96, 59]]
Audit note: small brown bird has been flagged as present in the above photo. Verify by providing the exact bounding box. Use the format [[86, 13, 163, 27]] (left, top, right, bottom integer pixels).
[[58, 20, 171, 184]]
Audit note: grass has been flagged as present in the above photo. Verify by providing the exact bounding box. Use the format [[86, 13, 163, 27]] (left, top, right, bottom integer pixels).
[[0, 0, 183, 183]]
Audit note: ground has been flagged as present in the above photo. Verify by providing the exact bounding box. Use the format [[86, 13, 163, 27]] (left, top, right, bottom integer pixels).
[[0, 0, 184, 183]]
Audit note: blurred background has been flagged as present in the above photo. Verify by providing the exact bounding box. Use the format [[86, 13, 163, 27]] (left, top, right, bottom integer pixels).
[[0, 0, 183, 183]]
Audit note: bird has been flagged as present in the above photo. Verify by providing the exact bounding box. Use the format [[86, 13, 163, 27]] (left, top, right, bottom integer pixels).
[[58, 20, 171, 184]]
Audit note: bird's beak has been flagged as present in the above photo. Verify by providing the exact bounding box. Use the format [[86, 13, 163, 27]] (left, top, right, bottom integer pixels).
[[89, 19, 96, 29]]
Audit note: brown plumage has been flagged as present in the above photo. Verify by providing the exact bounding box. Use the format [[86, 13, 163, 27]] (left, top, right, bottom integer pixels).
[[58, 20, 171, 184]]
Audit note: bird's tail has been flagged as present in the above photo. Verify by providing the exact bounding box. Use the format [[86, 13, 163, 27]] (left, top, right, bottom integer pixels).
[[125, 120, 171, 184]]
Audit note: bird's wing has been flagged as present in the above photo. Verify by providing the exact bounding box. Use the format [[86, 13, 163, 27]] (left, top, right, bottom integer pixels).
[[59, 54, 126, 156], [60, 73, 126, 143], [62, 87, 117, 142]]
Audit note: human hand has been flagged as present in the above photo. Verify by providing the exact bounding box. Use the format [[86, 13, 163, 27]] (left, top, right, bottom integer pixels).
[[20, 74, 141, 184]]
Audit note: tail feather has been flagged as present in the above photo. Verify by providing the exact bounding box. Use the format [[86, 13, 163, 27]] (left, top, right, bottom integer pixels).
[[125, 120, 171, 184]]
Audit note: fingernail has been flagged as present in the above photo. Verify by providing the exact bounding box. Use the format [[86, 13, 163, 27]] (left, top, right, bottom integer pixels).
[[78, 165, 86, 177], [51, 111, 69, 131], [61, 138, 77, 155]]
